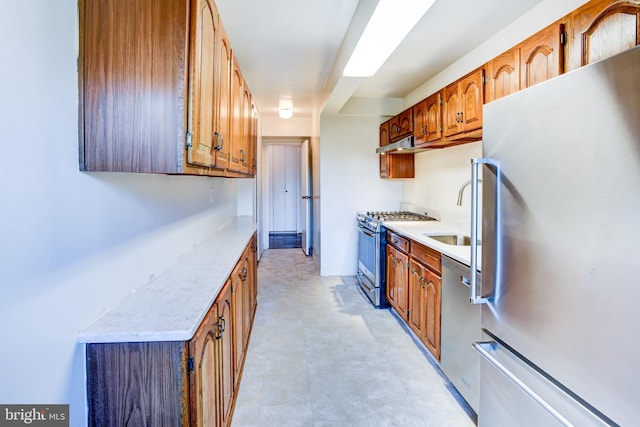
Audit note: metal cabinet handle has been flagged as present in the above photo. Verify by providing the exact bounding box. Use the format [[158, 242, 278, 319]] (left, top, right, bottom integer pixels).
[[240, 149, 246, 163], [470, 157, 498, 304], [213, 132, 223, 151], [216, 316, 226, 339], [473, 341, 574, 427]]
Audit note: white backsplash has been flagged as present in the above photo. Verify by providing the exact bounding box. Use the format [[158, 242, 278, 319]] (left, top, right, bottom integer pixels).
[[401, 141, 483, 231]]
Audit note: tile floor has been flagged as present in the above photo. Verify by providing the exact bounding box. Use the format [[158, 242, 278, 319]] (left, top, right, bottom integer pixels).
[[232, 248, 476, 427]]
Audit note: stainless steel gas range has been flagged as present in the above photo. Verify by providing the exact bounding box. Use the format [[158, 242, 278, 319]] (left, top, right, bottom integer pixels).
[[356, 211, 437, 307]]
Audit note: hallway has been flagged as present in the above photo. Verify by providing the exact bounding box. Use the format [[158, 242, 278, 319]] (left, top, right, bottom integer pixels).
[[232, 249, 475, 427]]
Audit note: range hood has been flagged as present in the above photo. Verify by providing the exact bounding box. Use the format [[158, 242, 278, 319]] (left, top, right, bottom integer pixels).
[[375, 136, 428, 154]]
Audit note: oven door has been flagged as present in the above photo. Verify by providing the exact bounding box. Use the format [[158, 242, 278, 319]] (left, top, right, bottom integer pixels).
[[356, 224, 386, 307]]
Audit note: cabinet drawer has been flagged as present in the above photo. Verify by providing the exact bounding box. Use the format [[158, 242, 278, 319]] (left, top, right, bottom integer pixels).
[[387, 231, 410, 253], [411, 241, 441, 274]]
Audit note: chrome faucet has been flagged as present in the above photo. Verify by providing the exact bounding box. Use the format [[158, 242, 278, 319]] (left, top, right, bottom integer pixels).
[[457, 179, 481, 206]]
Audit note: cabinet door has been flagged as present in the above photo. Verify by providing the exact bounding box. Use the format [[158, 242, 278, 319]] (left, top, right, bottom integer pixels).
[[425, 91, 443, 143], [389, 108, 413, 142], [80, 0, 189, 174], [386, 245, 397, 308], [485, 48, 520, 103], [228, 56, 244, 173], [248, 236, 258, 320], [413, 99, 428, 145], [187, 0, 216, 168], [231, 256, 245, 392], [408, 260, 426, 337], [442, 83, 461, 137], [423, 269, 441, 361], [213, 20, 231, 170], [240, 83, 252, 174], [189, 299, 221, 427], [567, 0, 640, 70], [217, 281, 234, 427], [241, 249, 252, 346], [249, 100, 259, 176], [519, 22, 565, 90], [395, 249, 409, 321], [459, 69, 483, 133], [379, 121, 390, 178]]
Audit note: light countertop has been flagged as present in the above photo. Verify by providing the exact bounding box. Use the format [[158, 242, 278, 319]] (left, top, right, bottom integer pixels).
[[78, 217, 257, 344], [382, 220, 481, 270]]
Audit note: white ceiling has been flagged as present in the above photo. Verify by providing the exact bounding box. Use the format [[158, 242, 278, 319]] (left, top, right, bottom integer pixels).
[[215, 0, 544, 119]]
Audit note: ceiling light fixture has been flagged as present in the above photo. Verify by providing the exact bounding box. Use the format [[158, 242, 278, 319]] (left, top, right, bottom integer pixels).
[[279, 107, 293, 119], [343, 0, 436, 77]]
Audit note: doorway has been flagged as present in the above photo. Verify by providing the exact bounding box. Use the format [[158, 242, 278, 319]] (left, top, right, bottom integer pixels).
[[263, 139, 312, 253]]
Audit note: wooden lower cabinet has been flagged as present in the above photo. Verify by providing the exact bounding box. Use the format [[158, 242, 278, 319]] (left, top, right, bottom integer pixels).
[[408, 260, 441, 360], [387, 232, 442, 361], [86, 236, 257, 427], [386, 244, 409, 321]]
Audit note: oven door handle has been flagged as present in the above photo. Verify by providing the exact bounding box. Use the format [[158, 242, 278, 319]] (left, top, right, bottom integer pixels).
[[358, 225, 376, 238]]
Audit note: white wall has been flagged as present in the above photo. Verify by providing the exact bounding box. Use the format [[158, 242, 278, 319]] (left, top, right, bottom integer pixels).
[[0, 1, 250, 424], [319, 115, 404, 276], [403, 143, 482, 229]]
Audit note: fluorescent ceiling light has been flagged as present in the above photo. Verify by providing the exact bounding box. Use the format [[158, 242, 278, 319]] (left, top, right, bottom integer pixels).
[[343, 0, 436, 77], [279, 108, 293, 119]]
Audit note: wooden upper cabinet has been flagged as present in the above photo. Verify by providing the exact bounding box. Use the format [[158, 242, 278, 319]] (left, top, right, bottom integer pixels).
[[79, 0, 256, 176], [425, 92, 443, 143], [187, 0, 217, 168], [228, 55, 244, 173], [567, 0, 640, 71], [80, 0, 191, 174], [443, 68, 483, 139], [519, 21, 566, 90], [389, 108, 413, 142], [379, 121, 390, 178], [241, 82, 252, 175], [413, 91, 442, 146], [213, 18, 231, 171], [379, 119, 414, 178], [413, 99, 428, 145], [484, 47, 520, 103]]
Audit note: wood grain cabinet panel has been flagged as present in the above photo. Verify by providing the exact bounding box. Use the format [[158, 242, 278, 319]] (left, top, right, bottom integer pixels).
[[379, 120, 415, 179], [386, 244, 409, 321], [79, 0, 255, 177], [389, 108, 413, 142], [443, 68, 483, 141], [484, 48, 520, 103], [567, 0, 640, 71], [86, 234, 257, 427], [519, 22, 566, 90], [413, 91, 442, 147], [386, 232, 442, 361], [407, 259, 441, 360]]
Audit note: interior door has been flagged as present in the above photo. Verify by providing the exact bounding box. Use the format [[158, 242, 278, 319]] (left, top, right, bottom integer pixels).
[[300, 140, 311, 255]]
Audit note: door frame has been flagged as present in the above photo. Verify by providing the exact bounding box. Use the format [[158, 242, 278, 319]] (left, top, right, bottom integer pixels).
[[261, 137, 307, 250]]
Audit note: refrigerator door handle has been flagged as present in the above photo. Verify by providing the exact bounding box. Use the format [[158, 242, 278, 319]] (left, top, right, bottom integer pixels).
[[473, 341, 574, 427], [470, 157, 496, 304]]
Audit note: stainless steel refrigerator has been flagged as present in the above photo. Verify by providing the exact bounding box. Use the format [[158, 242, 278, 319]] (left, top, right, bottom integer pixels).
[[469, 46, 640, 426]]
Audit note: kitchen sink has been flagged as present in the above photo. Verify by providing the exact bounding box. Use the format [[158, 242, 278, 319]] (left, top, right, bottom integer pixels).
[[424, 233, 474, 246]]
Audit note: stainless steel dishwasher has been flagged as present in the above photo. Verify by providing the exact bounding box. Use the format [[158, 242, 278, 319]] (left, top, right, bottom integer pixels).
[[441, 255, 481, 414]]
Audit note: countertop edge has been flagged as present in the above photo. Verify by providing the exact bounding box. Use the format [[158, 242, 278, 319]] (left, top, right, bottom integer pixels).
[[383, 220, 481, 270], [77, 217, 257, 344]]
